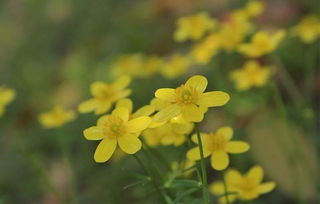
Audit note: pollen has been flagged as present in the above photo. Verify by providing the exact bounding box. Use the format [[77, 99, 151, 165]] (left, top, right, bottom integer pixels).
[[103, 116, 126, 139], [174, 85, 199, 105], [206, 133, 228, 152]]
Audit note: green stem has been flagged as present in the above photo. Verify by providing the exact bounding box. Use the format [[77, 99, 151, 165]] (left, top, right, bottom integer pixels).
[[133, 154, 172, 204], [195, 124, 210, 204]]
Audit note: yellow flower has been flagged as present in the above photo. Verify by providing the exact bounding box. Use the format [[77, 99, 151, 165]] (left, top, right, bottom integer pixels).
[[161, 54, 191, 79], [230, 60, 271, 90], [0, 86, 16, 117], [143, 55, 163, 77], [210, 166, 276, 203], [153, 75, 230, 123], [174, 12, 215, 42], [244, 1, 264, 18], [111, 54, 144, 77], [187, 126, 249, 170], [291, 15, 320, 43], [78, 76, 131, 115], [83, 107, 152, 162], [38, 106, 76, 128], [143, 119, 194, 147], [219, 15, 251, 51], [190, 33, 222, 65], [115, 98, 155, 119], [238, 30, 285, 57]]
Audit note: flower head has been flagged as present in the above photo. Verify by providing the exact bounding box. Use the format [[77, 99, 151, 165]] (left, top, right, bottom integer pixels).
[[244, 1, 264, 18], [38, 106, 76, 128], [210, 166, 276, 203], [230, 60, 271, 90], [154, 75, 230, 123], [0, 86, 16, 117], [111, 54, 144, 77], [143, 118, 194, 147], [190, 33, 222, 65], [83, 107, 152, 162], [291, 15, 320, 43], [174, 12, 215, 42], [78, 76, 131, 115], [238, 30, 285, 57], [187, 126, 250, 170]]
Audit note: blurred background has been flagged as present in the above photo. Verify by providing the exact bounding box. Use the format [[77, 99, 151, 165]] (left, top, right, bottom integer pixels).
[[0, 0, 319, 203]]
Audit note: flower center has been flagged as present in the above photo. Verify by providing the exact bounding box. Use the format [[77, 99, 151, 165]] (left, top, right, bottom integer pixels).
[[206, 133, 228, 152], [174, 85, 198, 105], [103, 116, 126, 139], [237, 177, 256, 192], [96, 85, 115, 101]]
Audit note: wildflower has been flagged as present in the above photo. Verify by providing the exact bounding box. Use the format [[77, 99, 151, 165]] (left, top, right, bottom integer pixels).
[[244, 1, 264, 18], [238, 30, 285, 57], [190, 33, 222, 65], [187, 126, 249, 170], [78, 76, 131, 115], [38, 106, 76, 128], [161, 54, 191, 79], [210, 166, 276, 203], [291, 15, 320, 43], [143, 55, 163, 77], [174, 12, 215, 42], [0, 86, 16, 117], [143, 119, 194, 147], [219, 14, 252, 51], [111, 54, 144, 77], [230, 60, 271, 90], [83, 107, 152, 162], [154, 75, 230, 123]]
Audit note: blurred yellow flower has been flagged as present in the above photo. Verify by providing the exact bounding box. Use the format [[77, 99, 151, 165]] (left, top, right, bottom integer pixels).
[[78, 76, 131, 115], [219, 15, 251, 51], [143, 119, 193, 147], [238, 30, 285, 57], [244, 1, 264, 18], [38, 106, 76, 128], [0, 86, 16, 117], [187, 126, 249, 170], [174, 12, 215, 42], [111, 54, 144, 77], [161, 54, 191, 79], [210, 166, 276, 203], [83, 107, 152, 162], [230, 60, 271, 91], [154, 75, 230, 123], [143, 55, 163, 77], [190, 33, 222, 65], [291, 15, 320, 43]]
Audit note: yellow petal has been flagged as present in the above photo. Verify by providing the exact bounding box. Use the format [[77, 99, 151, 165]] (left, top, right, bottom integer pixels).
[[247, 165, 264, 183], [225, 169, 243, 184], [78, 99, 97, 113], [90, 81, 105, 97], [226, 141, 250, 153], [97, 115, 109, 126], [181, 104, 204, 122], [113, 75, 131, 89], [209, 182, 224, 195], [197, 91, 230, 107], [116, 98, 133, 114], [185, 75, 208, 93], [153, 104, 181, 122], [217, 126, 233, 141], [0, 89, 15, 104], [258, 182, 276, 194], [211, 151, 229, 170], [94, 139, 117, 162], [155, 88, 176, 102], [126, 116, 152, 133], [132, 105, 155, 118], [118, 135, 142, 154], [191, 133, 209, 144], [94, 101, 111, 115], [186, 147, 211, 161], [112, 107, 129, 122], [83, 126, 104, 140]]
